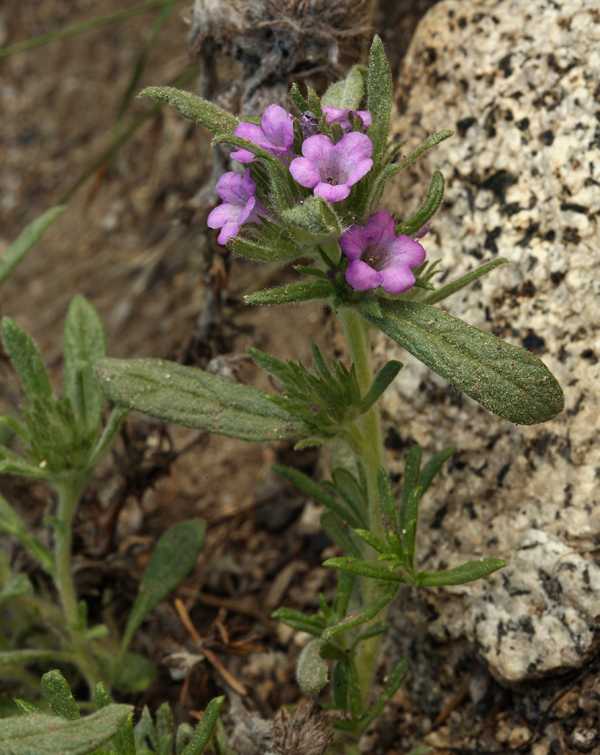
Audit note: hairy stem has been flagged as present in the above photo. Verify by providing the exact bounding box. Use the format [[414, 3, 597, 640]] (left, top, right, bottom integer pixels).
[[54, 473, 98, 693], [338, 307, 386, 709]]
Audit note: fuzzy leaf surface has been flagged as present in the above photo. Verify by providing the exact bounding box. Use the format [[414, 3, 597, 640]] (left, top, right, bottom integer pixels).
[[95, 358, 298, 442], [120, 520, 205, 655], [358, 299, 564, 424], [245, 279, 335, 306], [0, 706, 132, 755], [416, 558, 506, 586], [140, 87, 239, 135], [322, 65, 365, 110]]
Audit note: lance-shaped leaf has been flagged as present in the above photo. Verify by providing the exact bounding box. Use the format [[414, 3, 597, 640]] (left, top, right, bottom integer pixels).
[[378, 466, 398, 537], [63, 295, 106, 436], [322, 65, 365, 110], [95, 358, 299, 442], [0, 206, 65, 287], [273, 465, 361, 529], [367, 36, 393, 162], [290, 83, 308, 112], [271, 607, 326, 637], [181, 696, 224, 755], [41, 670, 79, 720], [0, 706, 132, 755], [228, 235, 300, 263], [396, 130, 453, 172], [139, 87, 239, 136], [416, 557, 506, 586], [358, 658, 410, 731], [322, 557, 405, 583], [423, 258, 509, 305], [95, 683, 136, 755], [2, 318, 52, 404], [357, 299, 564, 425], [359, 360, 403, 414], [119, 519, 205, 658], [245, 279, 336, 306], [418, 446, 457, 495], [322, 586, 397, 642], [397, 170, 445, 237]]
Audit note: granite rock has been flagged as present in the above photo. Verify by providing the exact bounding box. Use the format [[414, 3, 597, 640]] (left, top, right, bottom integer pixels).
[[381, 0, 600, 682]]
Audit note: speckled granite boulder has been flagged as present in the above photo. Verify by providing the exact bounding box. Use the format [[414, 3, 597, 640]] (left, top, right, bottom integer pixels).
[[380, 0, 600, 682]]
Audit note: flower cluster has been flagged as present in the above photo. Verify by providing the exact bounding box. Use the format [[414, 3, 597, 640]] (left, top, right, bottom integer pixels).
[[207, 101, 426, 296]]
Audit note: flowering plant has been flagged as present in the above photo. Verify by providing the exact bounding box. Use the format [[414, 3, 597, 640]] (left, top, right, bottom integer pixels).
[[1, 37, 564, 755]]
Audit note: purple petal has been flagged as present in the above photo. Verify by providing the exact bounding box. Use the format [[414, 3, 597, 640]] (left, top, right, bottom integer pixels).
[[229, 148, 255, 164], [344, 158, 373, 188], [411, 221, 431, 240], [314, 182, 350, 202], [339, 225, 367, 260], [364, 210, 396, 247], [322, 106, 344, 121], [290, 156, 321, 188], [241, 169, 256, 197], [355, 110, 372, 129], [390, 236, 426, 268], [233, 122, 265, 142], [379, 266, 416, 294], [215, 172, 249, 205], [237, 196, 256, 226], [336, 132, 373, 166], [346, 259, 382, 291], [301, 135, 337, 167], [217, 220, 241, 245], [207, 203, 238, 229], [261, 104, 294, 147]]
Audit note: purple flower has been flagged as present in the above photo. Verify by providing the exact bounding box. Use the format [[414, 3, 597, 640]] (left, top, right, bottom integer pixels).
[[323, 106, 372, 133], [207, 169, 270, 245], [289, 133, 373, 202], [230, 104, 294, 163], [340, 210, 426, 294]]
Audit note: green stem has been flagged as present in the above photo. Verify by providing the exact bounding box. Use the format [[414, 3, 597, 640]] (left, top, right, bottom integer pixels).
[[54, 472, 98, 693], [337, 307, 386, 709]]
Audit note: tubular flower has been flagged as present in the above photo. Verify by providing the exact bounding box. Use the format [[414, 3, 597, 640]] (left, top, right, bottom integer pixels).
[[340, 209, 426, 294], [322, 106, 372, 132], [230, 104, 295, 164], [289, 133, 373, 202], [207, 169, 270, 245]]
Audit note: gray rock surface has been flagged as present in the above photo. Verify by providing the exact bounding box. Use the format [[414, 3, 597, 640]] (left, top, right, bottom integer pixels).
[[381, 0, 600, 682]]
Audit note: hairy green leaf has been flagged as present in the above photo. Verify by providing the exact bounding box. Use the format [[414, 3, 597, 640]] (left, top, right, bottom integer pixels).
[[119, 520, 205, 657], [321, 512, 361, 558], [322, 586, 397, 642], [322, 65, 365, 110], [367, 36, 393, 162], [271, 607, 326, 637], [0, 706, 132, 755], [359, 360, 402, 414], [63, 296, 106, 436], [423, 258, 509, 305], [41, 670, 79, 720], [139, 86, 239, 135], [416, 557, 506, 586], [2, 318, 52, 404], [359, 658, 410, 731], [181, 696, 224, 755], [282, 195, 341, 243], [418, 446, 457, 494], [358, 298, 564, 425], [397, 170, 445, 237], [397, 131, 453, 172], [322, 557, 405, 583], [95, 358, 298, 442], [228, 236, 300, 263], [296, 640, 328, 695], [245, 279, 336, 306]]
